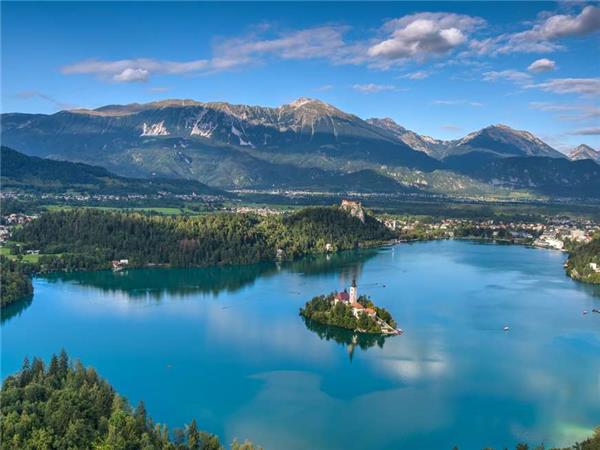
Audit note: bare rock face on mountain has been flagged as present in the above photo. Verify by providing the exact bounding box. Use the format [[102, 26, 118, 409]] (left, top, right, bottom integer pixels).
[[366, 118, 450, 159], [340, 199, 366, 223], [569, 144, 600, 163], [2, 97, 598, 197]]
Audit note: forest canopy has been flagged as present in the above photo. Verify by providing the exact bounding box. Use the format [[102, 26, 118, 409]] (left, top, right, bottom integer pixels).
[[0, 351, 259, 450], [12, 205, 394, 272]]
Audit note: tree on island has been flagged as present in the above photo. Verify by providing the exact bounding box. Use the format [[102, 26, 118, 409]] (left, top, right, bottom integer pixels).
[[299, 293, 397, 334]]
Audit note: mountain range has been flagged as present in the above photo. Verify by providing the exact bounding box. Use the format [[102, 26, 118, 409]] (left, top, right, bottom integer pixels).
[[1, 98, 599, 198]]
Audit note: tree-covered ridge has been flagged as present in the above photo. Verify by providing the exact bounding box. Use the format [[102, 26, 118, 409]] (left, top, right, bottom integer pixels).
[[0, 256, 33, 307], [566, 235, 600, 284], [299, 293, 397, 334], [0, 146, 225, 196], [12, 206, 394, 272], [0, 351, 259, 450]]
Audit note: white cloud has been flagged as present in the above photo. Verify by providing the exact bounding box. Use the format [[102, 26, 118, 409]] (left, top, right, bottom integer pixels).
[[527, 58, 556, 73], [313, 84, 333, 92], [529, 102, 600, 121], [527, 78, 600, 96], [569, 127, 600, 136], [62, 58, 211, 83], [470, 6, 600, 55], [368, 12, 485, 63], [432, 99, 483, 106], [483, 70, 532, 84], [402, 71, 430, 80], [352, 83, 397, 93], [113, 68, 149, 83], [214, 25, 354, 65], [432, 100, 460, 105], [535, 5, 600, 40]]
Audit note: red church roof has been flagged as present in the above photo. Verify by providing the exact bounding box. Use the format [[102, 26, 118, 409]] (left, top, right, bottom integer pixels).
[[336, 291, 350, 301]]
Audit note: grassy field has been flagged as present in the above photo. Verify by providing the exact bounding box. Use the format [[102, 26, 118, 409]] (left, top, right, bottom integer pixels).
[[0, 242, 45, 263]]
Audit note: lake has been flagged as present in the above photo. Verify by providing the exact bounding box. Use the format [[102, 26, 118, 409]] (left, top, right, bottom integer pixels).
[[2, 240, 600, 449]]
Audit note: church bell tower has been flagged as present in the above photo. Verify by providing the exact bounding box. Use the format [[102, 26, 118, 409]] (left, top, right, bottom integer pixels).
[[349, 278, 358, 303]]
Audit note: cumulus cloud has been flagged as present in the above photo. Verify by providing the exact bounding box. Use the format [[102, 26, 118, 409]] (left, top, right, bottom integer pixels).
[[527, 58, 556, 72], [569, 127, 600, 136], [368, 12, 485, 62], [527, 78, 600, 96], [113, 68, 149, 83], [483, 70, 532, 84], [534, 5, 600, 40], [352, 83, 398, 93]]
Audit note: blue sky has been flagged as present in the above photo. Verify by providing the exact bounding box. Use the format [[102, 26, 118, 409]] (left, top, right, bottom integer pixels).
[[2, 1, 599, 151]]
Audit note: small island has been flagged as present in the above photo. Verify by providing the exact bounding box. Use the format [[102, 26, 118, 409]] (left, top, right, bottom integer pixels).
[[300, 279, 400, 335]]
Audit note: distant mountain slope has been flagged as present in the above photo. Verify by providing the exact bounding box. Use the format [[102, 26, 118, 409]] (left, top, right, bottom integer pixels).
[[453, 125, 565, 159], [445, 152, 600, 197], [1, 145, 411, 194], [1, 98, 595, 198], [569, 144, 600, 163], [366, 118, 450, 159], [367, 119, 564, 160], [1, 98, 439, 173], [0, 146, 225, 195]]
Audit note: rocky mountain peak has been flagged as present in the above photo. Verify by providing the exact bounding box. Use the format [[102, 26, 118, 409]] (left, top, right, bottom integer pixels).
[[569, 144, 600, 162]]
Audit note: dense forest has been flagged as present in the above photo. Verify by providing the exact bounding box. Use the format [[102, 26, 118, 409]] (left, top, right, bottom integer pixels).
[[12, 206, 394, 272], [0, 256, 33, 307], [299, 293, 396, 333], [566, 235, 600, 284], [0, 352, 259, 450]]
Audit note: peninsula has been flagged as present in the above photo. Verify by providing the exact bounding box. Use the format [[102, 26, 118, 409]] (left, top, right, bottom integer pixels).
[[299, 279, 400, 335]]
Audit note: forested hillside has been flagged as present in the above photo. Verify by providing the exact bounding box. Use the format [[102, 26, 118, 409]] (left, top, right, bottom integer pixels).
[[12, 205, 394, 271], [0, 146, 225, 196], [0, 256, 33, 307], [0, 352, 258, 449], [566, 236, 600, 284]]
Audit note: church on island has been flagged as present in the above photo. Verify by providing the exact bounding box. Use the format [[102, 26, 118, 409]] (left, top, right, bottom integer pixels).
[[334, 279, 376, 319]]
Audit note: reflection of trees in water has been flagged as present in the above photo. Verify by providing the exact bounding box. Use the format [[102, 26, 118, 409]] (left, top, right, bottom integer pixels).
[[39, 248, 379, 301], [1, 295, 33, 325], [573, 280, 600, 299], [302, 316, 388, 361]]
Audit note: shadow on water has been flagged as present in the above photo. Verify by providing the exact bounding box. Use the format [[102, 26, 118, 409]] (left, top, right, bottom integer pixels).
[[1, 296, 33, 325], [573, 280, 600, 299], [302, 316, 390, 361], [37, 247, 380, 301]]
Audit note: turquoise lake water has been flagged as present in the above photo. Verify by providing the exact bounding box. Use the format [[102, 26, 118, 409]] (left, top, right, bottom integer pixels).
[[2, 240, 600, 449]]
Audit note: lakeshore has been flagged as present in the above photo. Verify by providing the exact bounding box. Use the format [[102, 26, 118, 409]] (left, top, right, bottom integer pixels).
[[2, 240, 599, 449]]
